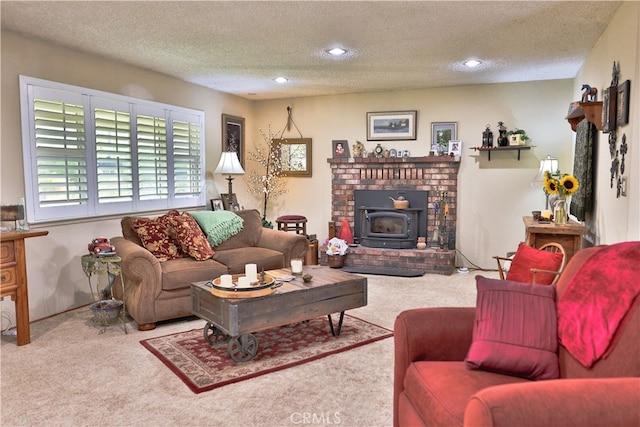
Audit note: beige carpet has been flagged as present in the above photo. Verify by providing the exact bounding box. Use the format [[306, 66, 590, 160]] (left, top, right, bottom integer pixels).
[[0, 271, 493, 426]]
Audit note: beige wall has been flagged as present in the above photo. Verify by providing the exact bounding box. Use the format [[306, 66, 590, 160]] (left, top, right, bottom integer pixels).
[[1, 2, 638, 325], [573, 1, 639, 243]]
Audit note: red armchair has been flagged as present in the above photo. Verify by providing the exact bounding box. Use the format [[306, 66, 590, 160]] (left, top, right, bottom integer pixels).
[[394, 244, 640, 427]]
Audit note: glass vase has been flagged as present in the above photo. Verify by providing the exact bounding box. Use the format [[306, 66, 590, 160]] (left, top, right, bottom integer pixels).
[[553, 198, 568, 225]]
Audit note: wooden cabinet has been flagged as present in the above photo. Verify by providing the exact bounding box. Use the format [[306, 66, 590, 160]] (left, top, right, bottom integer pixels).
[[523, 217, 586, 264], [1, 230, 49, 345]]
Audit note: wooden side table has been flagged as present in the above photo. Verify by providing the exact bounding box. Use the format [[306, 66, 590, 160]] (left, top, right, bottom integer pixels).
[[522, 216, 587, 264], [1, 229, 49, 345]]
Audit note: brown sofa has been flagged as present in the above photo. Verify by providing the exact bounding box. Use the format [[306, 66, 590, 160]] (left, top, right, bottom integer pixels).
[[394, 244, 640, 426], [111, 209, 308, 331]]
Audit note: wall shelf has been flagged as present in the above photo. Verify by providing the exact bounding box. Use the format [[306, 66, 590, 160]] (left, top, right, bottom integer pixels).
[[566, 101, 603, 131], [470, 145, 534, 161]]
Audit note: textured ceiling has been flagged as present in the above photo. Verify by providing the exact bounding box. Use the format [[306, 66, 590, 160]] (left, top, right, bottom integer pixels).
[[1, 1, 622, 100]]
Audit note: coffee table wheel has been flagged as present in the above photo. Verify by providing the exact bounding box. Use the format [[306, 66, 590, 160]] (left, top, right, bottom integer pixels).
[[227, 334, 258, 362], [203, 322, 228, 346]]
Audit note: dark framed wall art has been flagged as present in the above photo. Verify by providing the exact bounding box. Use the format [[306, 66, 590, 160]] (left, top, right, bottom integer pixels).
[[602, 86, 617, 133], [221, 114, 245, 168], [332, 140, 350, 158]]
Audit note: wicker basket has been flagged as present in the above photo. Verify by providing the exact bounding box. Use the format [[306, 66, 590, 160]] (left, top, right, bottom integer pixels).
[[327, 254, 346, 268]]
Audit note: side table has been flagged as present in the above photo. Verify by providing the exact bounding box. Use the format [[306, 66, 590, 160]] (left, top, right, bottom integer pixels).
[[522, 216, 587, 264], [81, 254, 127, 334], [1, 229, 49, 345]]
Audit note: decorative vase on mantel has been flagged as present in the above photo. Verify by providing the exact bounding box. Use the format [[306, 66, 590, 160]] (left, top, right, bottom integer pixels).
[[553, 198, 568, 225]]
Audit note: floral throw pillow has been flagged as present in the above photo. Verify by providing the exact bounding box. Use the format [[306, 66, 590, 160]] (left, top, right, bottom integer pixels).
[[166, 212, 215, 261], [131, 211, 183, 262]]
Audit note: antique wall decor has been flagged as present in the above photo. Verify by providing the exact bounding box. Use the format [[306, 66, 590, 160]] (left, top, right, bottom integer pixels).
[[221, 114, 245, 168], [367, 111, 417, 141], [616, 79, 630, 126], [602, 61, 619, 134]]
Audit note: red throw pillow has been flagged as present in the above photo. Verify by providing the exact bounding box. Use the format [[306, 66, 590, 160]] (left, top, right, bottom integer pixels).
[[132, 211, 183, 262], [465, 275, 559, 380], [506, 243, 563, 285], [166, 212, 214, 261]]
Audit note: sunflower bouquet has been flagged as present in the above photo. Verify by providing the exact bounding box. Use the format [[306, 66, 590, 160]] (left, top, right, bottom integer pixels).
[[543, 171, 580, 198]]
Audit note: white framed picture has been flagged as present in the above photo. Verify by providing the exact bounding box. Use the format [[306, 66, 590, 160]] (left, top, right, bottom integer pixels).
[[448, 140, 462, 156]]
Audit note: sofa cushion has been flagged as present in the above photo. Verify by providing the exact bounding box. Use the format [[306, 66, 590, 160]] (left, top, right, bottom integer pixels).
[[189, 210, 244, 247], [131, 211, 183, 262], [166, 212, 215, 261], [212, 247, 284, 274], [465, 276, 559, 380], [506, 243, 563, 285], [403, 361, 527, 426], [161, 257, 227, 291], [121, 216, 143, 246], [214, 209, 263, 250]]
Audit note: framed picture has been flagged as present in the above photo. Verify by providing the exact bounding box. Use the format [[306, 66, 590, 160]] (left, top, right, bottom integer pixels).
[[210, 198, 224, 211], [275, 138, 312, 177], [602, 86, 617, 133], [221, 114, 245, 168], [617, 79, 630, 127], [220, 193, 240, 211], [366, 111, 417, 141], [432, 122, 457, 149], [448, 140, 462, 156], [332, 140, 350, 158]]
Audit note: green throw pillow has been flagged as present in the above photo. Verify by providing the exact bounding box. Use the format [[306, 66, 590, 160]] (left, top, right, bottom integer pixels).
[[189, 211, 244, 247]]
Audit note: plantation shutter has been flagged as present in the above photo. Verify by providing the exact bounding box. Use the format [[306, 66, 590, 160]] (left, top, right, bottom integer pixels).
[[93, 99, 133, 205], [136, 108, 168, 202], [172, 112, 203, 199]]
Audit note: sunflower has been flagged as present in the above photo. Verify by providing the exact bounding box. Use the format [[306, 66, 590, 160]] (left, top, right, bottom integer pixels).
[[544, 176, 559, 195], [560, 175, 579, 195]]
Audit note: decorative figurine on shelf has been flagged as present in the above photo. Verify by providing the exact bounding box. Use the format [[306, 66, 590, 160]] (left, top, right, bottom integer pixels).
[[482, 124, 493, 147], [352, 140, 364, 158], [581, 84, 598, 102], [497, 121, 509, 147]]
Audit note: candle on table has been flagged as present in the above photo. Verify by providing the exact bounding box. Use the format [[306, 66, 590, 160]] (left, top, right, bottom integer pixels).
[[291, 258, 303, 276], [220, 274, 232, 286], [245, 264, 258, 282], [237, 276, 250, 287]]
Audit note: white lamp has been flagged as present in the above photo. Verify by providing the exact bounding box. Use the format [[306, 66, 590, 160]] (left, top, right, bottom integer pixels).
[[214, 151, 245, 207], [532, 155, 559, 209]]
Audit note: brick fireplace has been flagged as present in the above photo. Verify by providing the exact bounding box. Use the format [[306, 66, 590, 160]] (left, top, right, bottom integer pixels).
[[321, 156, 460, 275]]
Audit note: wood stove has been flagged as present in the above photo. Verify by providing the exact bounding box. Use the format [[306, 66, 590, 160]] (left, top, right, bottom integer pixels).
[[355, 190, 427, 249]]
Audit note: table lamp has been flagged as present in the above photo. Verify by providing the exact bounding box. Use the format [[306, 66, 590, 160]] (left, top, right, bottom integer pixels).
[[214, 151, 245, 207], [532, 155, 559, 209]]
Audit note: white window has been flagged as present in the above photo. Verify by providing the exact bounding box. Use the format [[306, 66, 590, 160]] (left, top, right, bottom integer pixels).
[[19, 76, 205, 223]]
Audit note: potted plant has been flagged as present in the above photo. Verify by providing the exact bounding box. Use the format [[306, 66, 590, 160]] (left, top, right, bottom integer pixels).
[[507, 129, 529, 146]]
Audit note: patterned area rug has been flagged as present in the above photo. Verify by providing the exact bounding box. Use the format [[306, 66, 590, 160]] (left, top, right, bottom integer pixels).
[[140, 315, 393, 393]]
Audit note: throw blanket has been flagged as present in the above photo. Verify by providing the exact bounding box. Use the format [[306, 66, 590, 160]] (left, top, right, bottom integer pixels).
[[189, 211, 244, 247], [557, 241, 640, 368]]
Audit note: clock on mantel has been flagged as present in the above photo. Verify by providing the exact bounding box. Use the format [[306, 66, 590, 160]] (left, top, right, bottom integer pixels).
[[566, 101, 603, 131]]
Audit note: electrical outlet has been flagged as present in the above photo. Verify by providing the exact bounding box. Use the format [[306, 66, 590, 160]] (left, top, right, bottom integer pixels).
[[621, 177, 628, 197]]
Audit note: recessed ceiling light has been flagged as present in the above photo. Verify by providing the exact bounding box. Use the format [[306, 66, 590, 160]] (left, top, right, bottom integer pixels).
[[273, 77, 289, 84], [463, 59, 482, 68], [326, 47, 347, 56]]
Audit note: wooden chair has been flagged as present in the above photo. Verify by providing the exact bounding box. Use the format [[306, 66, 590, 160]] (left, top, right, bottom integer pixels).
[[494, 242, 567, 285]]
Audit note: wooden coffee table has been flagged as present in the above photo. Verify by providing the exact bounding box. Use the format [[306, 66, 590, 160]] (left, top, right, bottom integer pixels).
[[191, 265, 367, 362]]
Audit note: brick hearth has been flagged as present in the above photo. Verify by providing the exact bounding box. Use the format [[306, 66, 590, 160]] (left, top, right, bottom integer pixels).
[[324, 155, 460, 275]]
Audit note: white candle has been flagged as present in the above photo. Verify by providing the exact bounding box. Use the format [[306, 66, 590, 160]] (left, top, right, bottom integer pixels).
[[245, 264, 258, 282], [291, 258, 303, 275], [237, 276, 250, 287], [220, 274, 232, 286]]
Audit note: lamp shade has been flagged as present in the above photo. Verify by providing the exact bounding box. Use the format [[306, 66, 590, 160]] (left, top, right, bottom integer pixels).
[[214, 151, 245, 175], [532, 155, 559, 183]]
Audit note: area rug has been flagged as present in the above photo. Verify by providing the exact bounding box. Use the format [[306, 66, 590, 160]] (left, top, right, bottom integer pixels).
[[140, 315, 393, 393]]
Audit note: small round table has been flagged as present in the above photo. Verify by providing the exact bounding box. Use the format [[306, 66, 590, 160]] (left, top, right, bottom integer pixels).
[[81, 254, 127, 334]]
